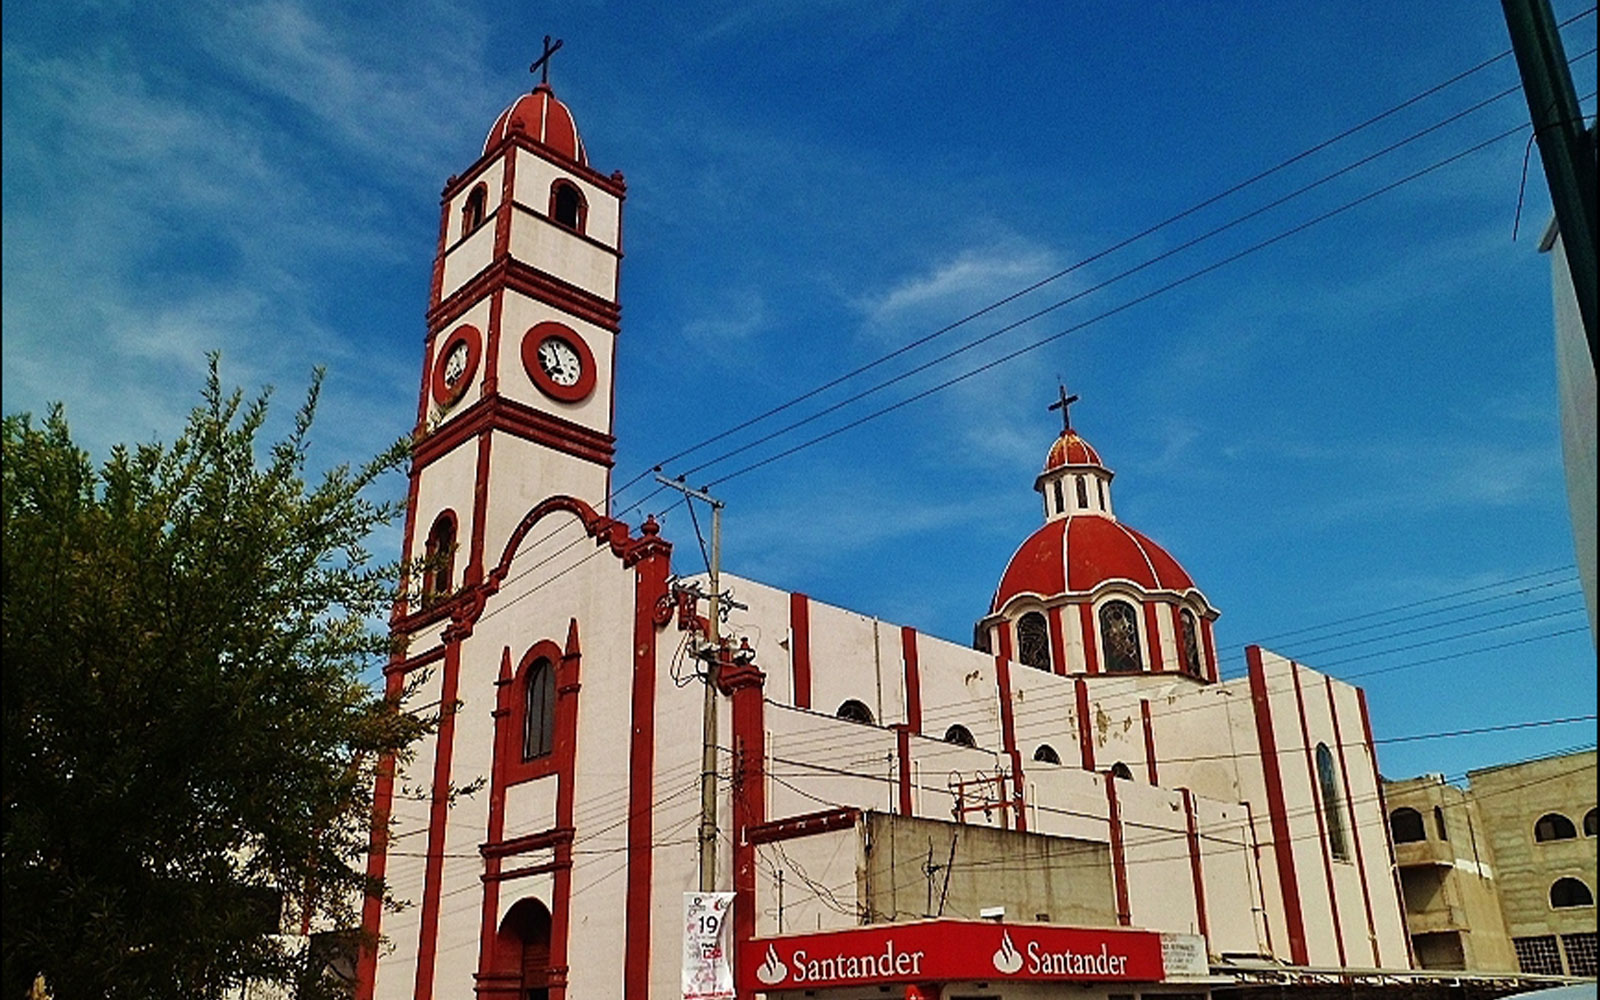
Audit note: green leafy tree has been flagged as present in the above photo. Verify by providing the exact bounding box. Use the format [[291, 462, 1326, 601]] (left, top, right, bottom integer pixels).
[[2, 360, 426, 999]]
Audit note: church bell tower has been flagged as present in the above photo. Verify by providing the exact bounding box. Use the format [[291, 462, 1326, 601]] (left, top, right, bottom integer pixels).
[[404, 58, 626, 605]]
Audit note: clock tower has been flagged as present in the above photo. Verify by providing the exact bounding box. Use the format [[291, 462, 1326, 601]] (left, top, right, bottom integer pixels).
[[404, 78, 626, 606]]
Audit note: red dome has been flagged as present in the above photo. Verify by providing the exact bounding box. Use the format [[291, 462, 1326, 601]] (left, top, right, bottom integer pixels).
[[991, 516, 1195, 612], [484, 84, 587, 164], [1045, 430, 1101, 469]]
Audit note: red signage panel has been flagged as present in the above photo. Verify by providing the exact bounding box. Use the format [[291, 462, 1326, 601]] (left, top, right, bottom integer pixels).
[[739, 920, 1164, 991]]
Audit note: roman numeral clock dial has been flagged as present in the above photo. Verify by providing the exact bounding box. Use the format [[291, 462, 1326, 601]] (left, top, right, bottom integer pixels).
[[520, 321, 597, 403]]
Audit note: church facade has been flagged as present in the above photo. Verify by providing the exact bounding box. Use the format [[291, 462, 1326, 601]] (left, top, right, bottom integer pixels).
[[357, 79, 1422, 1000]]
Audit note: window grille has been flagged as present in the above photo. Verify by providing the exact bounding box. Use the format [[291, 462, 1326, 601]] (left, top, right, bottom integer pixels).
[[1562, 932, 1597, 977], [1514, 935, 1563, 975]]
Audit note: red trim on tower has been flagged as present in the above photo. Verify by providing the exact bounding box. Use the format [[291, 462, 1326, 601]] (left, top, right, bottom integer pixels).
[[1247, 645, 1309, 965], [624, 531, 671, 999], [1104, 772, 1132, 926], [522, 321, 599, 403], [993, 654, 1026, 832], [1201, 617, 1219, 683], [1143, 602, 1165, 673], [1291, 661, 1346, 967], [431, 323, 483, 408], [900, 626, 922, 733], [430, 189, 449, 310], [545, 621, 583, 997], [430, 256, 620, 334], [413, 395, 616, 472], [895, 725, 914, 816], [413, 635, 464, 1000], [1079, 603, 1100, 674], [494, 147, 516, 260], [1074, 677, 1096, 771], [483, 288, 504, 398], [789, 592, 812, 709], [466, 430, 492, 586], [1326, 677, 1380, 967], [1047, 606, 1067, 675], [1359, 688, 1415, 970], [1181, 789, 1211, 944], [1140, 699, 1158, 785], [996, 620, 1014, 662], [355, 668, 405, 1000]]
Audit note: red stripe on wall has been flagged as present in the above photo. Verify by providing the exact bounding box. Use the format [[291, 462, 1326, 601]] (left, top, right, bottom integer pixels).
[[482, 287, 504, 398], [789, 592, 811, 710], [413, 637, 464, 1000], [1291, 661, 1346, 967], [725, 661, 767, 972], [1105, 772, 1132, 926], [1359, 688, 1416, 970], [896, 725, 913, 816], [1326, 677, 1380, 967], [1047, 606, 1068, 675], [1143, 602, 1165, 672], [1181, 789, 1211, 944], [546, 622, 583, 995], [900, 626, 922, 734], [466, 431, 493, 587], [1140, 699, 1158, 785], [1074, 678, 1096, 772], [1247, 645, 1309, 965], [1079, 603, 1100, 675], [993, 655, 1026, 833], [624, 550, 669, 998]]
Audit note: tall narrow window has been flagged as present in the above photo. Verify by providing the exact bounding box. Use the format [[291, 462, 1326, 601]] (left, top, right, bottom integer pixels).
[[1017, 612, 1051, 672], [1179, 609, 1203, 676], [1099, 601, 1143, 673], [523, 657, 555, 760], [1052, 479, 1064, 514], [1316, 743, 1349, 860], [1075, 475, 1090, 508], [550, 180, 586, 232], [462, 183, 488, 235], [422, 512, 457, 605], [1096, 478, 1106, 510], [1434, 806, 1449, 841], [1586, 808, 1597, 837], [836, 700, 874, 724]]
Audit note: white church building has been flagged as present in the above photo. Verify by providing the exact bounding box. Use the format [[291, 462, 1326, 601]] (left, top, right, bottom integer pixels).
[[355, 76, 1439, 1000]]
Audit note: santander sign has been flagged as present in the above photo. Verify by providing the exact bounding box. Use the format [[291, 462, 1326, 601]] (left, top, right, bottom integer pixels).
[[740, 919, 1164, 990]]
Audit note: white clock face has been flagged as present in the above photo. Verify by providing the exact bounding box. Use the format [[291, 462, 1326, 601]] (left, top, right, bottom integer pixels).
[[442, 341, 470, 387], [537, 337, 582, 387]]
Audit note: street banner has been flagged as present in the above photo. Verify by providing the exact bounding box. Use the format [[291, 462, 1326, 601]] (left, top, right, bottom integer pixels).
[[683, 892, 736, 1000]]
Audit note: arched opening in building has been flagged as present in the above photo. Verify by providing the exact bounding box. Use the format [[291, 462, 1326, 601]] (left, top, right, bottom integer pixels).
[[1316, 743, 1349, 860], [1179, 609, 1203, 677], [1108, 761, 1134, 781], [1052, 479, 1064, 514], [1016, 611, 1051, 672], [1033, 744, 1061, 765], [836, 699, 874, 725], [496, 897, 553, 999], [1535, 812, 1578, 842], [1433, 805, 1448, 841], [1550, 877, 1594, 908], [422, 511, 457, 605], [462, 183, 488, 234], [943, 724, 975, 748], [523, 656, 555, 761], [1075, 475, 1090, 508], [1390, 807, 1426, 843], [550, 180, 586, 232], [1585, 807, 1597, 837], [1099, 601, 1143, 673]]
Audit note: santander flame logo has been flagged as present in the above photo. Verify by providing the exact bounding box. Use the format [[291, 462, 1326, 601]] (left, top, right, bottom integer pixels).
[[755, 943, 789, 985], [992, 930, 1024, 974]]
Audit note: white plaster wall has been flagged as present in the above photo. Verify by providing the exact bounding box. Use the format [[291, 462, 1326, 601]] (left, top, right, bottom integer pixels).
[[1196, 797, 1263, 958], [1024, 762, 1110, 842], [512, 155, 622, 251], [495, 288, 617, 435], [1119, 780, 1201, 936], [914, 640, 1003, 750], [441, 222, 496, 300], [1006, 662, 1079, 768], [755, 828, 862, 935], [412, 444, 482, 571], [509, 213, 618, 301], [481, 437, 611, 574], [1146, 679, 1250, 805], [805, 601, 895, 726], [905, 734, 1013, 830], [1061, 605, 1089, 675], [717, 574, 797, 705], [424, 297, 494, 433], [766, 707, 898, 818], [1154, 605, 1178, 674]]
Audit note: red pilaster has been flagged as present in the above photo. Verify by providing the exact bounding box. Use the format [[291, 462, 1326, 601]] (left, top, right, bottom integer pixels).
[[993, 654, 1026, 832], [789, 592, 811, 709], [545, 621, 584, 998], [896, 725, 914, 816], [900, 626, 922, 733], [1143, 602, 1165, 672], [414, 634, 465, 1000], [1105, 772, 1132, 926], [1181, 788, 1211, 944], [624, 525, 671, 999], [1247, 645, 1308, 965], [719, 653, 767, 1000], [1047, 606, 1068, 675], [1140, 699, 1158, 785], [1079, 603, 1100, 674], [1074, 677, 1096, 771], [355, 667, 407, 1000]]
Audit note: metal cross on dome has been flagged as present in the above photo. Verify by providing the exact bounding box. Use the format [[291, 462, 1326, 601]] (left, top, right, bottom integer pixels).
[[1048, 381, 1080, 433], [530, 35, 564, 86]]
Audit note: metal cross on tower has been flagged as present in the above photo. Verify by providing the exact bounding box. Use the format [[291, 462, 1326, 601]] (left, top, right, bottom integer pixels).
[[530, 35, 564, 86], [1047, 382, 1080, 433]]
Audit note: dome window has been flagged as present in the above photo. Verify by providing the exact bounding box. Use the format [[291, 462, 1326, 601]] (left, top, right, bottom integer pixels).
[[943, 724, 976, 748], [1096, 478, 1106, 510], [1179, 609, 1203, 677], [1316, 743, 1350, 861], [550, 180, 587, 233], [1033, 744, 1061, 765], [1390, 807, 1425, 843], [836, 700, 874, 725], [1016, 612, 1051, 672], [1535, 812, 1578, 842], [462, 183, 488, 235], [1099, 601, 1143, 673]]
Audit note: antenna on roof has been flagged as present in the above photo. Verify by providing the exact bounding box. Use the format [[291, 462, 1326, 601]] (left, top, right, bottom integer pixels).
[[530, 34, 564, 87]]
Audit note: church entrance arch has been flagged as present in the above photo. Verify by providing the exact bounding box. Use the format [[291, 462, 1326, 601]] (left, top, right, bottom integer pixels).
[[496, 897, 553, 1000]]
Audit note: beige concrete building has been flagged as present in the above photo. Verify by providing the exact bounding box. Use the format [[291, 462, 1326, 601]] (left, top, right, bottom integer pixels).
[[1385, 750, 1598, 979]]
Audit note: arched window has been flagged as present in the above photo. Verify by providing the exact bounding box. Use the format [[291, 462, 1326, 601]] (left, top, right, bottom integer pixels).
[[1099, 601, 1143, 673], [1316, 743, 1350, 860], [1434, 806, 1449, 841], [422, 512, 457, 605], [1096, 478, 1106, 510], [523, 657, 555, 761], [1033, 744, 1061, 765], [943, 724, 975, 748], [1585, 808, 1597, 837], [496, 898, 552, 996], [1535, 812, 1578, 842], [1550, 877, 1594, 908], [836, 699, 874, 725], [1179, 609, 1203, 677], [550, 180, 586, 232], [1075, 475, 1090, 508], [462, 183, 488, 235], [1052, 479, 1064, 514], [1109, 761, 1134, 781], [1016, 612, 1051, 672], [1390, 807, 1426, 843]]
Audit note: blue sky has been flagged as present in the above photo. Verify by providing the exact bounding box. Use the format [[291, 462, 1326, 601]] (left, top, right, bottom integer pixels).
[[4, 0, 1595, 781]]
